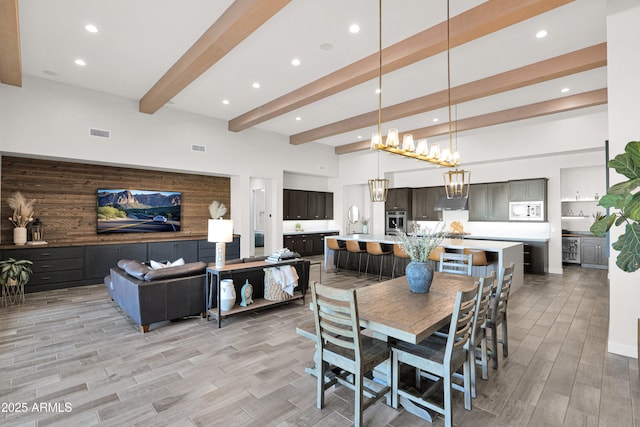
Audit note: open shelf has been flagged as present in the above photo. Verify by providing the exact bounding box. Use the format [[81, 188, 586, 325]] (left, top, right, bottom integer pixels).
[[207, 291, 304, 321]]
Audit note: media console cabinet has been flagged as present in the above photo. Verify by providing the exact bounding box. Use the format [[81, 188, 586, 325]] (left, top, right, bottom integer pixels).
[[0, 236, 240, 293]]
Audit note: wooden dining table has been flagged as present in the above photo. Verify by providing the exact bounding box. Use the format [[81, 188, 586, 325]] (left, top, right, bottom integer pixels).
[[355, 272, 477, 343]]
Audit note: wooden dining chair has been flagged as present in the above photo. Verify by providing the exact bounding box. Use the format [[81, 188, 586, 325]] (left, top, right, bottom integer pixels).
[[310, 281, 390, 427], [391, 286, 478, 427], [326, 238, 346, 273], [365, 242, 391, 281], [469, 271, 495, 396], [485, 263, 515, 369], [439, 252, 473, 276]]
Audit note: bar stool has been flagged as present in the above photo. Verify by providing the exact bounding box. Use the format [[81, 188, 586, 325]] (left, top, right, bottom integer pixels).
[[428, 246, 445, 270], [392, 243, 410, 278], [365, 242, 391, 281], [345, 240, 366, 277], [463, 248, 495, 276], [326, 238, 346, 273]]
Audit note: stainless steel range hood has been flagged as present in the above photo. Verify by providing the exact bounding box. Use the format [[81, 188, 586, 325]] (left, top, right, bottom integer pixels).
[[434, 195, 468, 211]]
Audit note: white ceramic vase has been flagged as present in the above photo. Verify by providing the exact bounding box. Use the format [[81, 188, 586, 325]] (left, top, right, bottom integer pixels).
[[220, 279, 236, 311], [362, 224, 369, 234], [13, 227, 27, 245]]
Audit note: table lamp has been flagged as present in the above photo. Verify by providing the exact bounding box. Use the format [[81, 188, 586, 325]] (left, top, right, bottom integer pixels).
[[208, 219, 233, 269]]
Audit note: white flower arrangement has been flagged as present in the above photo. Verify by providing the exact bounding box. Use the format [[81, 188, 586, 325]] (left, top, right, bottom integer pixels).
[[395, 223, 446, 262], [7, 192, 35, 228]]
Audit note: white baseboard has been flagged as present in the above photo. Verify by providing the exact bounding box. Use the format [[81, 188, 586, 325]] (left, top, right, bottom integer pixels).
[[608, 341, 638, 359]]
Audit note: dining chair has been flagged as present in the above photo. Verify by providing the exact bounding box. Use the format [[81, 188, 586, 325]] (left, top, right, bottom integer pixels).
[[365, 242, 391, 281], [391, 243, 410, 278], [439, 252, 473, 276], [310, 281, 390, 427], [391, 286, 478, 427], [345, 240, 366, 277], [486, 262, 515, 369], [469, 271, 495, 396], [326, 238, 346, 273]]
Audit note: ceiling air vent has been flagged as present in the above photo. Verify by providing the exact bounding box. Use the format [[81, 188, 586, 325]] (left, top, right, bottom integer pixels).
[[89, 128, 111, 139], [191, 144, 206, 153]]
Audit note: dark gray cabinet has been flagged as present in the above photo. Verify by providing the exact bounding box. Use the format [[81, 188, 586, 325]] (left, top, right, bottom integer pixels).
[[283, 189, 333, 220], [509, 179, 546, 201], [523, 241, 548, 274], [148, 240, 198, 263], [412, 186, 444, 220], [198, 237, 240, 264], [581, 237, 607, 269], [85, 243, 147, 281], [469, 182, 509, 221], [284, 231, 337, 256], [10, 246, 84, 292], [385, 188, 412, 215]]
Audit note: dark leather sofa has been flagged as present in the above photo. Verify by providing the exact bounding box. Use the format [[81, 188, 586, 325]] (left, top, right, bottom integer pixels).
[[105, 259, 207, 332]]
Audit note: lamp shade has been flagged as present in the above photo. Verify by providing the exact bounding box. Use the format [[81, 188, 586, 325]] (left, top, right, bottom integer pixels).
[[208, 219, 233, 243]]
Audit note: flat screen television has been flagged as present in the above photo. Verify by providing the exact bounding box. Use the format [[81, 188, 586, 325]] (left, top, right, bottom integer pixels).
[[97, 189, 181, 234]]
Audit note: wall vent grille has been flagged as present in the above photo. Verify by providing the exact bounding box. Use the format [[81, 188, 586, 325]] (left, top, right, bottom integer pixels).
[[191, 144, 206, 152], [90, 128, 111, 139]]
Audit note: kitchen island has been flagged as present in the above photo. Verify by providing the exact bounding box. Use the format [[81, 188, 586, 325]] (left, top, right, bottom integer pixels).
[[324, 234, 524, 293]]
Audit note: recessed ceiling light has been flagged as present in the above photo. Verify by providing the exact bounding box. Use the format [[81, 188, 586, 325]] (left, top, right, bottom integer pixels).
[[357, 135, 363, 139], [375, 88, 381, 94], [291, 58, 301, 66], [85, 24, 98, 33], [295, 116, 302, 121], [252, 82, 260, 89], [536, 30, 548, 38], [433, 118, 439, 122], [349, 24, 360, 34], [222, 99, 230, 105], [561, 87, 570, 93], [74, 58, 86, 66]]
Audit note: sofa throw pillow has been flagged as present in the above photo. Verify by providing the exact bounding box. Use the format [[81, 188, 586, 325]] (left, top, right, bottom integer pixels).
[[150, 259, 170, 270], [143, 262, 207, 281], [170, 258, 185, 267], [118, 260, 151, 280]]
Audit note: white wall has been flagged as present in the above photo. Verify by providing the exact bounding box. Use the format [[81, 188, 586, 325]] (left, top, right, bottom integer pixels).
[[606, 1, 640, 358], [0, 76, 339, 255]]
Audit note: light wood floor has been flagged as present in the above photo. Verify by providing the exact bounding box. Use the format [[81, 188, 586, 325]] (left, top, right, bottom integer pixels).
[[0, 260, 636, 426]]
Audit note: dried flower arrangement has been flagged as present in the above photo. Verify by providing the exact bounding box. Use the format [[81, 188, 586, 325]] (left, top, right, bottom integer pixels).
[[208, 200, 227, 219], [7, 192, 35, 228], [395, 223, 447, 262]]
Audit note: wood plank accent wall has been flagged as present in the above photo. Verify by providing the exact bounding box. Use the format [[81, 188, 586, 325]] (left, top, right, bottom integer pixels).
[[1, 156, 230, 245]]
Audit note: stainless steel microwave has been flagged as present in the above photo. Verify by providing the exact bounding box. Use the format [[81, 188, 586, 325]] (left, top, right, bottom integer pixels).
[[509, 201, 544, 221]]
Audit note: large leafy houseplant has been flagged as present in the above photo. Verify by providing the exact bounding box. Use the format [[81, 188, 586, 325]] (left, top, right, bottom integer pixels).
[[590, 140, 640, 272], [0, 258, 33, 285]]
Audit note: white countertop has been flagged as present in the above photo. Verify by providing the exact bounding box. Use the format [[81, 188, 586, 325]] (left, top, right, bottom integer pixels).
[[284, 229, 340, 236], [332, 234, 523, 250]]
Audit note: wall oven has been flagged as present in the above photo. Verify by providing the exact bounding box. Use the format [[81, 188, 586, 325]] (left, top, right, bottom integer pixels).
[[385, 210, 407, 235]]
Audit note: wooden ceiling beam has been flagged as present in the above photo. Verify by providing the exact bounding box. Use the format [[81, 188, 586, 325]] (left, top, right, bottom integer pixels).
[[228, 0, 574, 132], [291, 43, 606, 145], [0, 0, 22, 87], [335, 88, 608, 155], [139, 0, 291, 115]]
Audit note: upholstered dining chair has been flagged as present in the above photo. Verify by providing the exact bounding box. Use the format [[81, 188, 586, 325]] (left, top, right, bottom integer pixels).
[[326, 238, 346, 273], [310, 281, 390, 427], [486, 263, 515, 369], [365, 241, 391, 281], [345, 240, 366, 277], [391, 243, 410, 278], [439, 252, 473, 276], [391, 286, 478, 427]]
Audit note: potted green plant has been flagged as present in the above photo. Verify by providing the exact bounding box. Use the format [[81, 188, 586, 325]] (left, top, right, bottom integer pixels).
[[590, 140, 640, 272], [361, 218, 369, 234], [0, 258, 33, 286], [396, 223, 446, 293]]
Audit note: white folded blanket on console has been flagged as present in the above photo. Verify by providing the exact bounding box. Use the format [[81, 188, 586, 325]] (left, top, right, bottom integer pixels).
[[270, 265, 299, 296]]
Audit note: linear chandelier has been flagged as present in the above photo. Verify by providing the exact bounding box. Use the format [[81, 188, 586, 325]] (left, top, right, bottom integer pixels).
[[370, 0, 470, 198]]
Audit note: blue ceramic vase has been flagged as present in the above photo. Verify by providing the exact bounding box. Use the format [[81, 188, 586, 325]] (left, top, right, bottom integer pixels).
[[405, 261, 434, 293]]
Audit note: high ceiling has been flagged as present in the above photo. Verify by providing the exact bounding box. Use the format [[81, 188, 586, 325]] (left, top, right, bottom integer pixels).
[[1, 0, 607, 155]]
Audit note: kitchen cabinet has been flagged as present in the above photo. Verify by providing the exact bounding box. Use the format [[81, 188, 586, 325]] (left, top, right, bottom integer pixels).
[[283, 189, 333, 220], [523, 241, 548, 274], [198, 237, 240, 264], [469, 182, 509, 221], [283, 232, 337, 256], [412, 186, 444, 220], [509, 178, 546, 201], [385, 188, 412, 216], [9, 246, 84, 292], [581, 237, 608, 269]]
